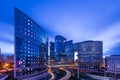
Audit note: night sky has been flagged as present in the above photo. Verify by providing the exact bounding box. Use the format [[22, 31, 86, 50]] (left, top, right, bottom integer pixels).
[[0, 0, 120, 56]]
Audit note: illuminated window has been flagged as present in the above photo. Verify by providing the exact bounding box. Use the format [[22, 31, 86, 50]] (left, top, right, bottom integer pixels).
[[28, 23, 30, 25]]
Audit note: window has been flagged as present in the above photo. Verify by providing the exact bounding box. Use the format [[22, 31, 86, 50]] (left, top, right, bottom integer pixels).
[[28, 23, 30, 25]]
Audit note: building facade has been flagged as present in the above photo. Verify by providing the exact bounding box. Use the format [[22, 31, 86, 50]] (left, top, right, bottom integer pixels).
[[50, 42, 55, 60], [55, 35, 66, 62], [0, 48, 4, 69], [105, 55, 120, 73], [0, 48, 1, 55], [14, 8, 48, 79], [65, 40, 74, 64], [74, 41, 103, 71]]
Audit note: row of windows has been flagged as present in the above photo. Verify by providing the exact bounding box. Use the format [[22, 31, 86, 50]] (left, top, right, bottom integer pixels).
[[15, 8, 48, 78]]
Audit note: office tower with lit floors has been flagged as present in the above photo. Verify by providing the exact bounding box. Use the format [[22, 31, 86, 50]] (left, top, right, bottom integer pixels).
[[74, 41, 103, 72], [55, 35, 66, 62], [14, 8, 48, 79], [0, 48, 4, 69], [65, 40, 74, 64], [105, 55, 120, 73], [50, 42, 55, 60], [49, 42, 56, 65]]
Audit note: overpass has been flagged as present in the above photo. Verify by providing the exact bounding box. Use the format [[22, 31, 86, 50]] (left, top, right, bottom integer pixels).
[[48, 64, 77, 68]]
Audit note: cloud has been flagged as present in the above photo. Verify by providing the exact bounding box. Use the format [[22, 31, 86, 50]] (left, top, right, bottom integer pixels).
[[32, 1, 120, 56], [1, 0, 120, 56], [91, 22, 120, 55], [0, 41, 14, 54], [0, 23, 14, 54], [0, 23, 14, 43]]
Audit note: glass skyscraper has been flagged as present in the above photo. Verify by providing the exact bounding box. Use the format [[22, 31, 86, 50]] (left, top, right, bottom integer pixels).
[[14, 8, 48, 79], [50, 42, 55, 60], [65, 40, 74, 64], [55, 35, 66, 62]]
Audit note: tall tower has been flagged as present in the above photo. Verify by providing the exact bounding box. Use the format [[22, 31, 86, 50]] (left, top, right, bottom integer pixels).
[[65, 40, 74, 64], [50, 42, 55, 60], [14, 8, 48, 79], [55, 35, 66, 62], [0, 48, 1, 55]]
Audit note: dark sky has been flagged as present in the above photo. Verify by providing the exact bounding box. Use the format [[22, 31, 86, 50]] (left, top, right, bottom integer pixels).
[[0, 0, 120, 56]]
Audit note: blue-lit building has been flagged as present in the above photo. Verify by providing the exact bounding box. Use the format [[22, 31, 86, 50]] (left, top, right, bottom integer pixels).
[[14, 8, 48, 79], [0, 48, 4, 69], [105, 55, 120, 73], [55, 35, 66, 62], [74, 40, 103, 71], [50, 42, 55, 60], [65, 40, 74, 64]]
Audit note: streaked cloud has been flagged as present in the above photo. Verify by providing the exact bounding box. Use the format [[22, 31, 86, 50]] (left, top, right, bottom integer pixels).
[[1, 0, 120, 56], [91, 22, 120, 55], [0, 23, 14, 43], [0, 23, 14, 54], [0, 41, 14, 54]]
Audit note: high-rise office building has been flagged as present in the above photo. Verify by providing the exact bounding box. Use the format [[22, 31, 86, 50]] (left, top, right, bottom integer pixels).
[[50, 42, 55, 60], [65, 40, 74, 64], [55, 35, 66, 62], [0, 48, 3, 69], [105, 55, 120, 73], [0, 48, 1, 55], [74, 42, 81, 63], [14, 8, 48, 79], [74, 40, 103, 71], [0, 48, 3, 61]]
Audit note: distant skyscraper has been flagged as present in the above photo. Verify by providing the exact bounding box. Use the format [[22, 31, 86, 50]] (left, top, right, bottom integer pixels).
[[74, 40, 103, 71], [0, 48, 1, 55], [50, 42, 55, 60], [55, 35, 66, 62], [0, 48, 3, 69], [14, 8, 48, 79], [105, 55, 120, 73], [65, 40, 74, 64]]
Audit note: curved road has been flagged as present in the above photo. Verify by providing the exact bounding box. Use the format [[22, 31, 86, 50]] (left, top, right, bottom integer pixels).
[[49, 72, 55, 80], [59, 69, 71, 80]]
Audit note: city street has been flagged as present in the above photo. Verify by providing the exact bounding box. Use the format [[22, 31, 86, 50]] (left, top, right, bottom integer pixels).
[[1, 0, 120, 80], [59, 69, 71, 80], [48, 72, 55, 80]]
